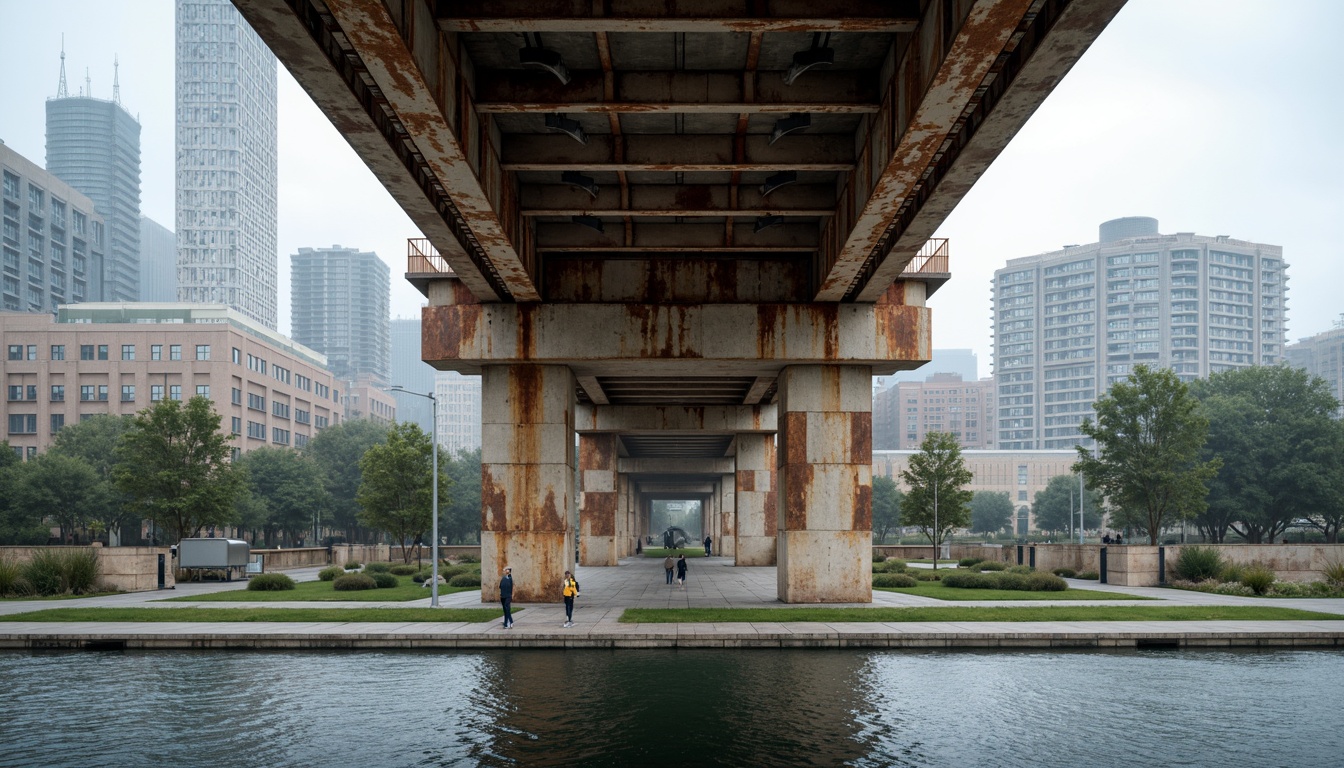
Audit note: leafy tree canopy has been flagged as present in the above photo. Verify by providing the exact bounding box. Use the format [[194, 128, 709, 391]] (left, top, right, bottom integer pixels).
[[969, 491, 1014, 534], [872, 475, 903, 543], [305, 419, 389, 540], [899, 432, 974, 561], [356, 422, 451, 562], [239, 447, 330, 546], [1031, 475, 1104, 535]]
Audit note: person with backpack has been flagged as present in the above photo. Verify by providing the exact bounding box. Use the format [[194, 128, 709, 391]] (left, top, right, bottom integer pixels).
[[663, 553, 675, 585], [676, 554, 688, 589], [561, 570, 581, 628]]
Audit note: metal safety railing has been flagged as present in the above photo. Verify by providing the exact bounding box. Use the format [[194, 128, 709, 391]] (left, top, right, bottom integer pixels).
[[407, 238, 454, 275], [899, 238, 950, 276]]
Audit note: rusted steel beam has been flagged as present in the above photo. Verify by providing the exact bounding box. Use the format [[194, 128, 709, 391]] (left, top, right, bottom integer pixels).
[[475, 71, 879, 113], [850, 0, 1128, 301], [522, 182, 836, 216], [502, 133, 854, 169], [323, 0, 540, 301], [542, 256, 812, 303], [813, 0, 1036, 301], [231, 0, 506, 302], [434, 0, 918, 33], [574, 404, 777, 434], [534, 220, 819, 250], [619, 458, 737, 475]]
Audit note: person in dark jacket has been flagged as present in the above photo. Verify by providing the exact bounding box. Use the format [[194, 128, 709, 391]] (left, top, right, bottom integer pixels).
[[676, 554, 688, 589], [499, 566, 514, 629], [704, 535, 713, 556]]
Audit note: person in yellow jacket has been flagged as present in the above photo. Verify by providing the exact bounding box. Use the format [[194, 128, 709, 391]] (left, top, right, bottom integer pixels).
[[561, 570, 581, 628]]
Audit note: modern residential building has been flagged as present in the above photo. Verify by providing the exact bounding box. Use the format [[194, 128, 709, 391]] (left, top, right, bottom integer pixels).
[[872, 373, 995, 450], [138, 216, 176, 302], [2, 142, 105, 313], [45, 74, 142, 302], [436, 371, 482, 456], [873, 449, 1077, 536], [992, 217, 1287, 450], [389, 316, 435, 436], [175, 0, 279, 329], [2, 303, 340, 460], [290, 245, 390, 385], [1286, 320, 1344, 418]]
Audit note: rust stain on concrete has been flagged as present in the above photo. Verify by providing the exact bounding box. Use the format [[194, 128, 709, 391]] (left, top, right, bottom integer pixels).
[[736, 469, 756, 493], [481, 465, 507, 532], [783, 465, 813, 531]]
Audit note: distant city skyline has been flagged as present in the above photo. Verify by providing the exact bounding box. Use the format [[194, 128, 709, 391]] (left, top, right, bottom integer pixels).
[[1, 2, 1341, 358]]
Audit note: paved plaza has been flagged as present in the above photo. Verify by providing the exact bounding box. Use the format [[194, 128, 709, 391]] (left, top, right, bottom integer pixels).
[[2, 554, 1344, 649]]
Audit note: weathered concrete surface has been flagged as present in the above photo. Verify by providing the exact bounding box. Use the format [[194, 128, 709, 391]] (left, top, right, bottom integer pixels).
[[735, 433, 778, 566], [716, 474, 736, 558], [777, 366, 873, 602], [480, 365, 575, 603], [575, 404, 776, 434], [579, 433, 620, 567]]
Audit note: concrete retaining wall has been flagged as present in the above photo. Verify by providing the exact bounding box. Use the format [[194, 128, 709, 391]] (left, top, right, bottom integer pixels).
[[1, 546, 173, 592], [331, 544, 482, 566], [250, 548, 328, 571]]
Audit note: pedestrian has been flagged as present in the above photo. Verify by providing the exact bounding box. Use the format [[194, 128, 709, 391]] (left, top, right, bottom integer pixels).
[[676, 553, 688, 589], [704, 535, 712, 557], [499, 566, 514, 629], [636, 540, 643, 555], [1103, 533, 1112, 545], [561, 570, 580, 628], [664, 553, 675, 585]]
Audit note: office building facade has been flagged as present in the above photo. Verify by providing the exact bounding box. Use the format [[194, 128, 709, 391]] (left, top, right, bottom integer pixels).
[[290, 246, 390, 385], [436, 371, 482, 456], [389, 316, 436, 437], [45, 93, 142, 302], [1286, 323, 1344, 419], [139, 216, 177, 302], [175, 0, 279, 328], [872, 373, 995, 450], [2, 303, 340, 460], [992, 218, 1287, 450], [2, 143, 105, 313]]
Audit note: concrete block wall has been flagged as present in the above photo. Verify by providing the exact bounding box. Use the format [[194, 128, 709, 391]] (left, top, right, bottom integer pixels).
[[0, 546, 172, 593]]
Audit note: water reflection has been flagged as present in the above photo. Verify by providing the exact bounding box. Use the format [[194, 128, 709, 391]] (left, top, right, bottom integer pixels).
[[1, 648, 1342, 767]]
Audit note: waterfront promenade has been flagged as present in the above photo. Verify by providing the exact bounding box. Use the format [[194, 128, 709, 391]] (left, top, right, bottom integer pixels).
[[3, 555, 1343, 650]]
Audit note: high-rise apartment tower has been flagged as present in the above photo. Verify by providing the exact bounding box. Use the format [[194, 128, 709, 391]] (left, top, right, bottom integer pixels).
[[290, 246, 390, 385]]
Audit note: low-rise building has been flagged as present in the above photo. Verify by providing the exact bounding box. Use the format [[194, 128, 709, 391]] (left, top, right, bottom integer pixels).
[[2, 302, 341, 459]]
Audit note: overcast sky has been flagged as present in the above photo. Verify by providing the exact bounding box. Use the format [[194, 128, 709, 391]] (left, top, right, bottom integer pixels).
[[2, 1, 1341, 375]]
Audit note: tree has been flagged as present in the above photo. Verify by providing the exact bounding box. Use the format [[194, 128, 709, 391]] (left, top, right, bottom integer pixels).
[[441, 447, 482, 544], [969, 491, 1013, 535], [871, 475, 903, 543], [1190, 366, 1344, 543], [305, 419, 388, 542], [356, 422, 450, 562], [1031, 475, 1104, 536], [239, 447, 330, 547], [899, 432, 973, 566], [112, 396, 244, 544], [7, 452, 106, 543], [49, 414, 135, 543], [1075, 365, 1220, 545]]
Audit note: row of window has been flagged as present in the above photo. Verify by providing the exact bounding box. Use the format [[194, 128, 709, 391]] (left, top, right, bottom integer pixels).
[[8, 383, 208, 402], [8, 343, 210, 361]]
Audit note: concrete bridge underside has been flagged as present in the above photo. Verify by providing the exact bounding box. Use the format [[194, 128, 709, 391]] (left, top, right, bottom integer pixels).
[[234, 0, 1125, 602]]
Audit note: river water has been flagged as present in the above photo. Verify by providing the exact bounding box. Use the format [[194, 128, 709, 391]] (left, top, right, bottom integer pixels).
[[1, 648, 1341, 767]]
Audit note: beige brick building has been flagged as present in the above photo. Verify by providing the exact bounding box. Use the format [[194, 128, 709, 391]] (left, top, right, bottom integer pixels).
[[3, 303, 342, 459], [873, 373, 995, 450]]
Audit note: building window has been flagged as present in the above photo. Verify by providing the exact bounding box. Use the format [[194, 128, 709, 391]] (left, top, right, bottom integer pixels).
[[50, 413, 65, 433], [80, 344, 95, 360], [231, 387, 242, 405], [232, 347, 241, 364], [121, 384, 136, 402], [26, 345, 36, 360], [122, 344, 135, 361], [80, 385, 96, 401], [50, 344, 65, 360], [151, 384, 164, 402], [98, 384, 108, 401], [196, 385, 210, 398], [1018, 490, 1028, 501], [272, 401, 289, 419], [8, 414, 37, 434], [169, 384, 182, 401], [196, 344, 210, 361], [50, 385, 64, 402], [247, 421, 266, 440], [247, 393, 265, 411], [170, 345, 182, 361], [6, 345, 21, 361], [151, 345, 162, 361], [1018, 465, 1028, 485], [272, 427, 290, 445], [6, 386, 21, 401], [231, 417, 242, 435], [97, 345, 108, 361]]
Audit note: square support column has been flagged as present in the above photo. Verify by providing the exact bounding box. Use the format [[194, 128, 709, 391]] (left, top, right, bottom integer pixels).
[[776, 365, 872, 603], [579, 433, 620, 566], [717, 474, 736, 557], [480, 365, 576, 603], [735, 432, 777, 566]]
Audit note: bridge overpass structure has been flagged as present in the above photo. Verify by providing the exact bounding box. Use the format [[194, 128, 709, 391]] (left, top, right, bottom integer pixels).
[[235, 0, 1125, 602]]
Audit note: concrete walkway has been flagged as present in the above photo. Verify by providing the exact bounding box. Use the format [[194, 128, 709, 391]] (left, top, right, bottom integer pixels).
[[3, 555, 1344, 650]]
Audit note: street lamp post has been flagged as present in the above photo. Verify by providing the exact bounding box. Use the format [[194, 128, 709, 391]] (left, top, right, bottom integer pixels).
[[932, 463, 940, 571], [391, 386, 439, 608]]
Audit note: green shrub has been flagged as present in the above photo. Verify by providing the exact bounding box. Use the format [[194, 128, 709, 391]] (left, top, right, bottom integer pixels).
[[872, 573, 918, 588], [412, 570, 430, 584], [1217, 563, 1245, 584], [914, 571, 939, 582], [1174, 546, 1225, 582], [438, 564, 471, 579], [1023, 572, 1068, 591], [23, 550, 68, 596], [364, 562, 392, 574], [1322, 560, 1344, 588], [1240, 563, 1276, 595], [884, 558, 907, 572], [974, 560, 1007, 572], [872, 552, 887, 563], [455, 553, 480, 563], [995, 572, 1029, 590], [0, 555, 24, 596], [333, 573, 376, 591], [318, 565, 345, 581], [389, 565, 418, 576], [371, 572, 399, 588], [447, 573, 481, 587], [343, 562, 361, 570], [247, 573, 296, 591], [1052, 567, 1077, 578], [940, 572, 996, 589], [1076, 570, 1098, 580], [63, 549, 100, 594], [1006, 564, 1035, 574], [871, 562, 887, 574], [958, 557, 984, 568]]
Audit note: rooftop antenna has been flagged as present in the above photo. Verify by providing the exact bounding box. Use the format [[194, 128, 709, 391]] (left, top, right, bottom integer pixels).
[[85, 68, 91, 98], [57, 34, 68, 98], [113, 55, 120, 105]]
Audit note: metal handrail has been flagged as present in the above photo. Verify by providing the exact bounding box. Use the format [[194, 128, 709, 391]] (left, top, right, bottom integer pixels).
[[407, 238, 454, 275], [900, 238, 950, 276]]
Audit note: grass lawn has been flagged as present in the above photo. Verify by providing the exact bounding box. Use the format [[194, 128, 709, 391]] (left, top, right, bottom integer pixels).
[[875, 582, 1147, 601], [619, 605, 1342, 623], [641, 548, 707, 558], [158, 575, 475, 603], [0, 591, 122, 602], [0, 607, 509, 623]]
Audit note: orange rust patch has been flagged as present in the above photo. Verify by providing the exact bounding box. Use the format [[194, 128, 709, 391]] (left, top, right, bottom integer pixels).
[[781, 412, 808, 466], [539, 489, 564, 531], [878, 304, 926, 360], [582, 494, 618, 537], [853, 481, 873, 532], [510, 366, 543, 425], [783, 464, 813, 531], [850, 412, 873, 462], [736, 469, 756, 493], [481, 465, 507, 532]]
